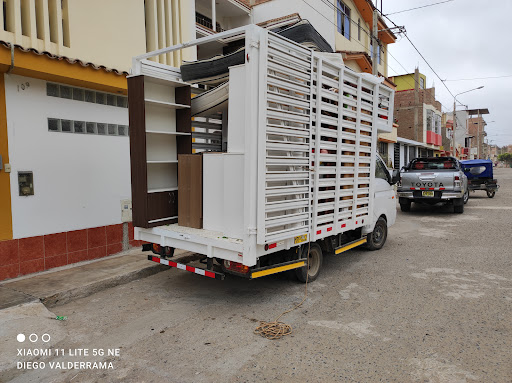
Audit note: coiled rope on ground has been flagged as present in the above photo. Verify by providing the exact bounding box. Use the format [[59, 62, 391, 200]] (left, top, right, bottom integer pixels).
[[254, 242, 310, 340]]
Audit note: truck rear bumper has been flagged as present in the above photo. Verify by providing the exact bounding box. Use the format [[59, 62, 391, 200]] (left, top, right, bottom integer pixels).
[[397, 191, 464, 200], [148, 255, 225, 280]]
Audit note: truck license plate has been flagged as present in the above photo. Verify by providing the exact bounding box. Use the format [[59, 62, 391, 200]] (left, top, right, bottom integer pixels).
[[422, 191, 434, 197], [294, 234, 308, 244]]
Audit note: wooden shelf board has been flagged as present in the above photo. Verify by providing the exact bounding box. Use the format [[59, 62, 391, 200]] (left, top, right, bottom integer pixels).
[[148, 187, 178, 193], [147, 160, 178, 164], [146, 130, 191, 136], [144, 98, 190, 109]]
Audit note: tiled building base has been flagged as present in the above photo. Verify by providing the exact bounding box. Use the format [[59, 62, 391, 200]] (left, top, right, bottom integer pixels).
[[0, 222, 145, 281]]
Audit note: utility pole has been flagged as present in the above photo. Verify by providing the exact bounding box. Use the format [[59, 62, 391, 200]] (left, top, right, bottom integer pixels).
[[413, 68, 419, 143], [477, 110, 481, 159], [452, 100, 456, 158], [372, 9, 378, 76]]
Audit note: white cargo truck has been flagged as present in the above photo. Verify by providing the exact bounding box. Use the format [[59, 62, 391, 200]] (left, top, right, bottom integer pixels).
[[128, 25, 398, 281]]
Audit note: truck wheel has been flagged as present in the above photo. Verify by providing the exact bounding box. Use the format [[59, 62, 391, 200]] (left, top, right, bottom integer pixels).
[[295, 243, 323, 283], [486, 190, 495, 198], [463, 189, 469, 204], [454, 200, 464, 214], [400, 201, 411, 212], [366, 217, 387, 251]]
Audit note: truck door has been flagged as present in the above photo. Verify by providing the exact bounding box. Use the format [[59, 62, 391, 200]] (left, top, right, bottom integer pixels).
[[374, 155, 396, 226]]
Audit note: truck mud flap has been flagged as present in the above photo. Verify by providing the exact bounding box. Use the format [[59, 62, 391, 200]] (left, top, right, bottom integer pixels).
[[148, 255, 225, 280]]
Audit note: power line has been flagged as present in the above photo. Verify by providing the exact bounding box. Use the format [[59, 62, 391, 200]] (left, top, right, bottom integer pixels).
[[301, 0, 455, 116], [402, 33, 455, 99], [443, 75, 512, 81], [384, 0, 455, 16]]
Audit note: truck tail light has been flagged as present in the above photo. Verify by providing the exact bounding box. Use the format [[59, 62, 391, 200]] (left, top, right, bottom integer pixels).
[[223, 260, 249, 274], [151, 244, 173, 256]]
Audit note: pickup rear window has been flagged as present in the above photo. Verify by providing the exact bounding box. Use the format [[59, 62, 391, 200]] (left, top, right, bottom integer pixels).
[[411, 159, 457, 170]]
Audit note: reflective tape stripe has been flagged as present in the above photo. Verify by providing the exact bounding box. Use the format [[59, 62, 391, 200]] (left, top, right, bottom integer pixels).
[[148, 256, 224, 280]]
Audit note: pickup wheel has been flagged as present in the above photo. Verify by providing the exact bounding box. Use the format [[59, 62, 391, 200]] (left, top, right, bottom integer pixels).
[[400, 200, 411, 212], [486, 190, 495, 198], [295, 243, 323, 283], [454, 200, 464, 214], [463, 189, 469, 204], [366, 217, 388, 251]]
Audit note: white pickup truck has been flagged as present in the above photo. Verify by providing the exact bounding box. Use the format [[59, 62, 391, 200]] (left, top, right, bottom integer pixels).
[[397, 157, 469, 213], [128, 25, 399, 281]]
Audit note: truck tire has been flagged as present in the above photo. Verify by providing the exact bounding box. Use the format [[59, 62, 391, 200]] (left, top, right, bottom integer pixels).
[[366, 216, 388, 251], [400, 200, 411, 212], [463, 189, 469, 204], [486, 190, 495, 198], [454, 200, 464, 214], [295, 243, 323, 283]]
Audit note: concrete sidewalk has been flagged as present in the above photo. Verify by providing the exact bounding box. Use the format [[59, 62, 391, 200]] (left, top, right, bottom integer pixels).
[[0, 248, 177, 310]]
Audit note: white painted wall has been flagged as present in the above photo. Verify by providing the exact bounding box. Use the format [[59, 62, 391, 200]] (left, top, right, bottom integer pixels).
[[251, 0, 335, 50], [4, 74, 130, 239]]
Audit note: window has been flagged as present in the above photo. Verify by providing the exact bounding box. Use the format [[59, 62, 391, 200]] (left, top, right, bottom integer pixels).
[[375, 157, 389, 181], [370, 40, 381, 65], [434, 114, 441, 135], [409, 146, 416, 162], [358, 18, 361, 41], [411, 158, 456, 170], [426, 109, 434, 132], [337, 1, 350, 40], [47, 118, 128, 137], [46, 83, 128, 108], [420, 77, 425, 89], [378, 141, 388, 163]]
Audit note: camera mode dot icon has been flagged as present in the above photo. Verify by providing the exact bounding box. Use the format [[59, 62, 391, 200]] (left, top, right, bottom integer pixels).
[[17, 334, 25, 343]]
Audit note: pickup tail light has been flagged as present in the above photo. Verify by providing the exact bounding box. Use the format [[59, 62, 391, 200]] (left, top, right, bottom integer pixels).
[[224, 260, 250, 274], [454, 175, 461, 188]]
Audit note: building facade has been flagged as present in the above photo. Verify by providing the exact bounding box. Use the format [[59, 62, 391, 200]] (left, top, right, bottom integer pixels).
[[0, 0, 194, 281]]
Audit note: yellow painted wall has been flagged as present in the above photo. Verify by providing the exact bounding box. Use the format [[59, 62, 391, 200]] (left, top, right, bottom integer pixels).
[[67, 0, 146, 72], [334, 0, 388, 77], [0, 0, 196, 72], [393, 73, 427, 91], [378, 125, 397, 143], [0, 75, 13, 240]]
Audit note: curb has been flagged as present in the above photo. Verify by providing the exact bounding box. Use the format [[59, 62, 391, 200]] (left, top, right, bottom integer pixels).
[[41, 263, 168, 308]]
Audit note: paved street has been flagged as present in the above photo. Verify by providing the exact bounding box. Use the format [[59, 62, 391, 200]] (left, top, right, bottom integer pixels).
[[2, 169, 511, 383]]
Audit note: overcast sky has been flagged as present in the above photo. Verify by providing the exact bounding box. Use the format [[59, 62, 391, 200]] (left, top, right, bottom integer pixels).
[[383, 0, 511, 147]]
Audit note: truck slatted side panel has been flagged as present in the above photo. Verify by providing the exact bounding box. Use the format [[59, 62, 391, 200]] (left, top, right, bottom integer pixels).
[[191, 117, 222, 152], [310, 56, 392, 241], [256, 33, 313, 244]]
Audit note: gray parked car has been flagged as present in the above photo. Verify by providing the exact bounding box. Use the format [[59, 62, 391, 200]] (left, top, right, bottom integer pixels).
[[397, 157, 469, 214]]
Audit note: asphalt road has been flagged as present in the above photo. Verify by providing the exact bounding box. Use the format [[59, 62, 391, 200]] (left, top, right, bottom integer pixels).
[[3, 169, 512, 383]]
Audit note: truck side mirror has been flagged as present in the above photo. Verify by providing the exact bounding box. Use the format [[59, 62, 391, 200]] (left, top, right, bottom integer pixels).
[[390, 169, 400, 185]]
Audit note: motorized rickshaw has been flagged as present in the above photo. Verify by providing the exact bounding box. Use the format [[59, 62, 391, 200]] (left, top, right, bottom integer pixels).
[[461, 159, 499, 198]]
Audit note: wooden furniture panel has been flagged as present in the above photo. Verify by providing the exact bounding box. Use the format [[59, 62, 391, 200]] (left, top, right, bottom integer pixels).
[[128, 75, 148, 228], [178, 154, 203, 228], [128, 74, 191, 228]]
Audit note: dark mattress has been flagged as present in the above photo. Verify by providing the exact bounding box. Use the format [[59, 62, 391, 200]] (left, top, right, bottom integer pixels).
[[181, 20, 333, 83]]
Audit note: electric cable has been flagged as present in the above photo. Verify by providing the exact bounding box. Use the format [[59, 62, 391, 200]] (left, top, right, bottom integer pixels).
[[384, 0, 455, 16]]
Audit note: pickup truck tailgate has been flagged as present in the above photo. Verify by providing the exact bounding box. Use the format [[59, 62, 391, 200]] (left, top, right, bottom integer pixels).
[[402, 172, 454, 190]]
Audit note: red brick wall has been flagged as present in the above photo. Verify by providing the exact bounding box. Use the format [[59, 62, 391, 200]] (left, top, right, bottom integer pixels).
[[0, 223, 143, 281], [394, 87, 442, 143], [394, 90, 422, 141]]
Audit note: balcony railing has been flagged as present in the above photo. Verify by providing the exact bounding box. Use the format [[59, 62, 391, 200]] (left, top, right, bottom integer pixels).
[[196, 13, 225, 32]]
